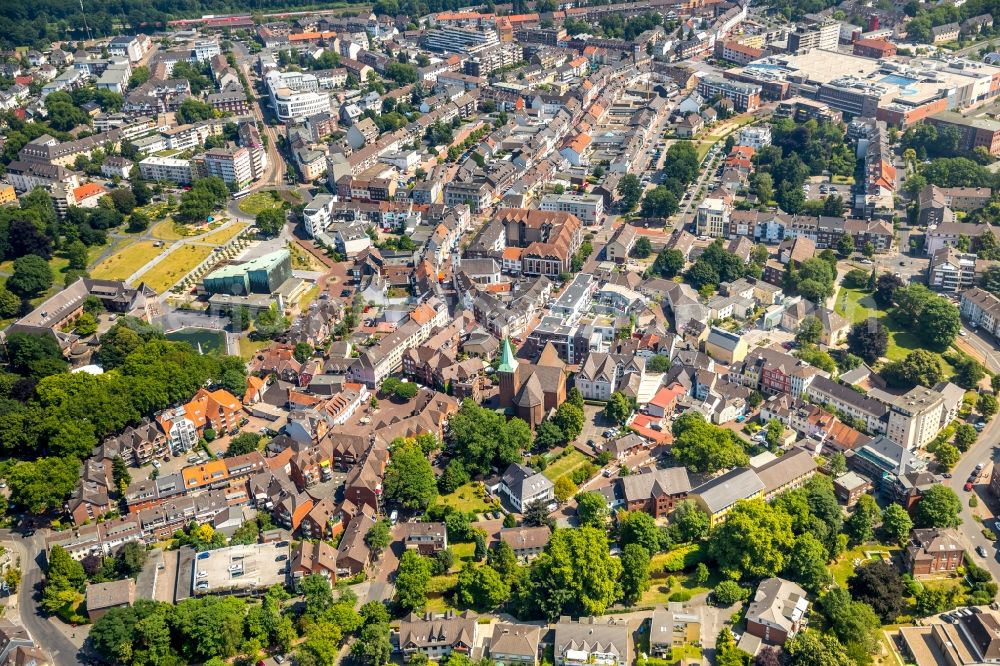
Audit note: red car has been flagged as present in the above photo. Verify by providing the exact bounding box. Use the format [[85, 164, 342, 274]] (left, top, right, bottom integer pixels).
[[965, 481, 975, 491]]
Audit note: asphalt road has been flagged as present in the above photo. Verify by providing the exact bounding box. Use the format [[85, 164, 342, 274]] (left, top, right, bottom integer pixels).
[[947, 413, 1000, 583], [3, 531, 84, 666]]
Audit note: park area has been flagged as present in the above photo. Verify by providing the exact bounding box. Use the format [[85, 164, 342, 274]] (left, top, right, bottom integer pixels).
[[834, 286, 930, 362], [135, 244, 214, 294], [237, 191, 284, 216], [91, 241, 165, 281]]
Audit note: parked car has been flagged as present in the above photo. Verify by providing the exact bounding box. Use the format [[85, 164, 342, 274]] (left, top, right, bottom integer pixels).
[[965, 481, 975, 491]]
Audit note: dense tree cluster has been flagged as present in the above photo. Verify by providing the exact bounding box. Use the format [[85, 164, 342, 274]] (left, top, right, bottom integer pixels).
[[0, 317, 246, 512], [446, 399, 532, 476], [671, 412, 749, 473]]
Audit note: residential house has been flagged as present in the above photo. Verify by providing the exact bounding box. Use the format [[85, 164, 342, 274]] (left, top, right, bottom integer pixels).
[[498, 526, 551, 560], [397, 611, 480, 662], [617, 468, 692, 518], [553, 616, 631, 666], [650, 604, 701, 658], [489, 624, 541, 666], [745, 577, 809, 645], [905, 527, 965, 577], [498, 463, 554, 513], [291, 540, 339, 580], [85, 579, 136, 621]]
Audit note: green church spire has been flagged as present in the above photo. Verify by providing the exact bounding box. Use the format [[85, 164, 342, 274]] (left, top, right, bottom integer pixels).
[[498, 337, 517, 373]]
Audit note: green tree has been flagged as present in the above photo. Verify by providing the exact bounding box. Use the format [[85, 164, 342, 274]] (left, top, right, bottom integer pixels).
[[836, 233, 854, 257], [954, 423, 978, 452], [552, 402, 584, 442], [384, 438, 438, 511], [525, 527, 622, 619], [455, 563, 510, 610], [576, 492, 609, 528], [365, 519, 392, 552], [42, 544, 87, 613], [882, 349, 944, 388], [673, 500, 710, 542], [117, 541, 148, 576], [786, 533, 831, 592], [671, 412, 749, 473], [352, 622, 392, 666], [881, 503, 913, 545], [915, 484, 962, 528], [979, 393, 998, 420], [618, 510, 662, 553], [712, 580, 750, 606], [448, 399, 532, 475], [709, 499, 794, 579], [935, 442, 960, 472], [785, 630, 853, 666], [7, 457, 80, 513], [395, 550, 432, 612], [652, 248, 685, 278], [620, 543, 651, 605], [6, 254, 53, 299], [795, 316, 823, 345], [617, 174, 642, 211], [225, 432, 262, 457], [818, 587, 881, 657], [845, 494, 881, 545], [603, 391, 633, 425]]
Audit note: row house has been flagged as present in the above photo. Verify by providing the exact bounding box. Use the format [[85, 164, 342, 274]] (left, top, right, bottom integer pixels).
[[806, 375, 889, 435], [135, 490, 230, 541], [732, 347, 825, 397]]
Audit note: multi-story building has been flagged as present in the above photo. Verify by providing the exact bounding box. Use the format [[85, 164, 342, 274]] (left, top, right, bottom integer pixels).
[[539, 193, 604, 225], [421, 26, 499, 53], [553, 617, 631, 666], [203, 146, 254, 191], [805, 375, 888, 434], [696, 75, 761, 112], [786, 18, 840, 52], [927, 111, 1000, 156], [885, 386, 944, 450], [745, 578, 809, 645], [139, 156, 194, 184], [691, 467, 765, 527], [928, 247, 977, 292], [444, 180, 492, 212], [905, 528, 965, 577], [696, 198, 730, 237], [960, 287, 1000, 338], [853, 38, 896, 59]]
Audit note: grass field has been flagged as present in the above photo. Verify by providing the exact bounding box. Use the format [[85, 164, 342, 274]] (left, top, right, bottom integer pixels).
[[151, 219, 191, 241], [239, 336, 271, 360], [434, 483, 493, 515], [831, 545, 898, 587], [201, 223, 248, 246], [91, 241, 165, 280], [137, 244, 214, 294], [287, 242, 326, 271], [639, 568, 719, 606], [834, 286, 947, 365], [238, 191, 284, 216], [542, 450, 590, 481]]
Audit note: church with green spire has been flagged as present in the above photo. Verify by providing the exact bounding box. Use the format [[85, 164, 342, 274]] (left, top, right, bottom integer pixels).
[[497, 338, 567, 429]]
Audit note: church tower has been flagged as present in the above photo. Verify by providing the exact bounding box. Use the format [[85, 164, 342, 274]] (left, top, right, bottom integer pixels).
[[498, 337, 520, 409]]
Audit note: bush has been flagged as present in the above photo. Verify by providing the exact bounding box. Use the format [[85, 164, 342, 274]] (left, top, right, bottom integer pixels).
[[712, 580, 750, 606], [982, 529, 996, 540], [668, 590, 693, 602], [654, 544, 704, 573]]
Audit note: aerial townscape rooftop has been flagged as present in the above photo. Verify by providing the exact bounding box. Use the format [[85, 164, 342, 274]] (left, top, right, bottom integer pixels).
[[3, 0, 1000, 664]]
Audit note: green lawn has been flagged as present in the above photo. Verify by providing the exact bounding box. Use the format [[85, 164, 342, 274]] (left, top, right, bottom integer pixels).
[[831, 545, 899, 587], [238, 191, 284, 216], [542, 449, 590, 481], [834, 286, 952, 368], [434, 483, 494, 515]]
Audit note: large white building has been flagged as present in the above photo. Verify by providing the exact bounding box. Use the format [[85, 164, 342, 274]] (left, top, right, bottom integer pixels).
[[303, 193, 336, 237], [108, 34, 152, 63], [203, 146, 254, 191], [696, 198, 730, 237], [139, 156, 194, 184], [539, 193, 604, 225], [193, 40, 222, 61], [269, 85, 331, 122], [885, 386, 945, 450]]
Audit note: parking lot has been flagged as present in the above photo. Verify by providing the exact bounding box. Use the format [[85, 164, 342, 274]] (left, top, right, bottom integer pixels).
[[803, 179, 850, 201], [193, 542, 290, 596]]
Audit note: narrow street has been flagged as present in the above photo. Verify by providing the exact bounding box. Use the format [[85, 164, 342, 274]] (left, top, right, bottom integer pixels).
[[3, 532, 83, 666]]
